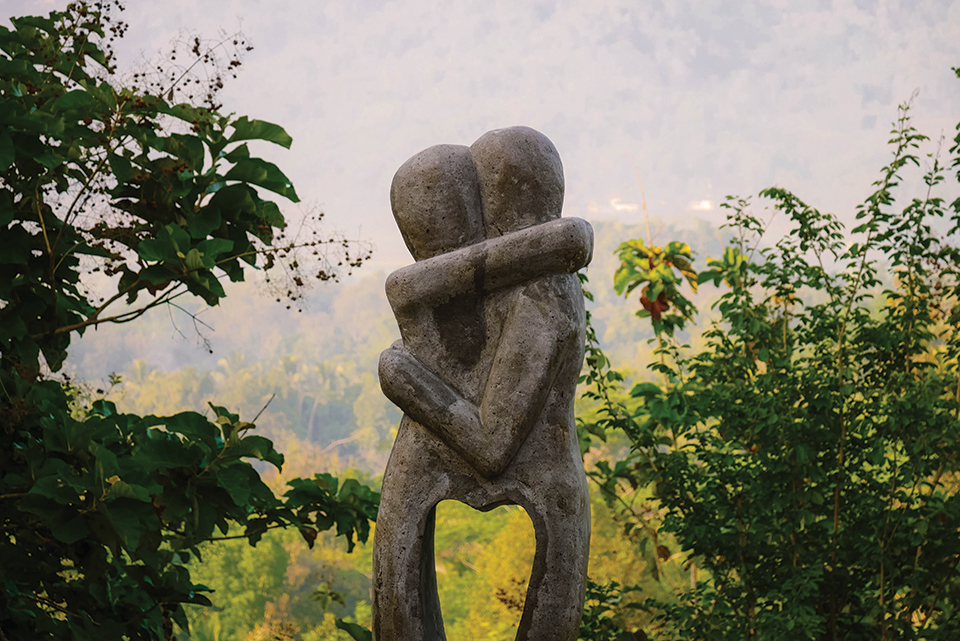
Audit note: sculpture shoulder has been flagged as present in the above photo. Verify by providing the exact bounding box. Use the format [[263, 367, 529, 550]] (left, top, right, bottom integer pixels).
[[385, 218, 593, 314]]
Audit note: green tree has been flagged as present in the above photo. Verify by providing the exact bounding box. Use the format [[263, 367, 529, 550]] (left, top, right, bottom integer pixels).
[[0, 4, 377, 639], [579, 89, 960, 639]]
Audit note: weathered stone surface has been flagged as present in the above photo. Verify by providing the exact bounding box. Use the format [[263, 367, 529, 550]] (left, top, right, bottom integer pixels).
[[471, 126, 565, 238], [373, 127, 593, 641], [390, 144, 484, 261]]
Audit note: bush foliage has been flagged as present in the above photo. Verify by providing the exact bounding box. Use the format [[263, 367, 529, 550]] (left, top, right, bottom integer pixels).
[[0, 4, 377, 639], [579, 87, 960, 639]]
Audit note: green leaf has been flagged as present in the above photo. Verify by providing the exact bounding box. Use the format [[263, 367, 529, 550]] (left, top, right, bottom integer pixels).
[[335, 619, 373, 641], [196, 238, 233, 264], [29, 474, 80, 505], [167, 133, 205, 172], [163, 411, 220, 450], [186, 208, 222, 238], [209, 183, 258, 215], [223, 157, 300, 202], [187, 270, 226, 305], [630, 382, 661, 398], [237, 435, 284, 469], [52, 89, 96, 111], [257, 200, 284, 228], [138, 225, 190, 263], [158, 101, 209, 126], [222, 142, 250, 162], [165, 224, 191, 255], [697, 269, 724, 285], [109, 153, 132, 185], [137, 237, 173, 263], [0, 131, 13, 171], [613, 265, 638, 296], [102, 502, 144, 551], [106, 480, 151, 502], [0, 57, 37, 80], [216, 464, 255, 506], [584, 422, 608, 442], [49, 514, 88, 544], [228, 116, 293, 149]]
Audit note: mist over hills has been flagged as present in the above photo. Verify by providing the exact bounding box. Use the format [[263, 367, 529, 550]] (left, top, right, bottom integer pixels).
[[65, 218, 727, 464], [68, 218, 724, 374]]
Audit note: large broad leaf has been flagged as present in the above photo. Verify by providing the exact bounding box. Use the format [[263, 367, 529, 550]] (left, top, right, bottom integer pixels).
[[209, 183, 259, 216], [11, 14, 57, 36], [236, 435, 283, 469], [49, 513, 89, 544], [137, 236, 174, 263], [222, 142, 250, 162], [257, 200, 284, 229], [195, 238, 234, 268], [223, 157, 299, 202], [102, 501, 146, 551], [0, 57, 37, 81], [108, 153, 132, 185], [52, 89, 97, 111], [137, 224, 191, 264], [165, 133, 205, 172], [105, 480, 152, 502], [227, 116, 293, 149], [157, 101, 210, 127], [216, 464, 256, 507], [613, 264, 639, 296], [162, 411, 221, 451], [186, 208, 222, 239], [186, 269, 226, 305]]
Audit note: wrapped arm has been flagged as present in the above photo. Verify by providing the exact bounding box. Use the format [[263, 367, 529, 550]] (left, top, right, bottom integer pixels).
[[379, 281, 577, 478], [385, 217, 593, 316]]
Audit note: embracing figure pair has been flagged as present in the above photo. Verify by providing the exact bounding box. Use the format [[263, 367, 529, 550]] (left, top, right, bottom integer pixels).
[[374, 126, 593, 641]]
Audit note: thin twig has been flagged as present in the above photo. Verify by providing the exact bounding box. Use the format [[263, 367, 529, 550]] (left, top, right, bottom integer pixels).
[[41, 287, 187, 337], [321, 434, 359, 454], [34, 186, 53, 264], [166, 300, 216, 333], [55, 148, 113, 254], [161, 33, 240, 99], [251, 393, 276, 424], [205, 522, 288, 542]]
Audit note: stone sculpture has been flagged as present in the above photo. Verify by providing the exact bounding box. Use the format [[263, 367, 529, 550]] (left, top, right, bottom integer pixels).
[[373, 127, 593, 641]]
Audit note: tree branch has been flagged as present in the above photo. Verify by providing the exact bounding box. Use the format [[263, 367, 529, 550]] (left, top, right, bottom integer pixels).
[[29, 285, 191, 342], [205, 522, 289, 542]]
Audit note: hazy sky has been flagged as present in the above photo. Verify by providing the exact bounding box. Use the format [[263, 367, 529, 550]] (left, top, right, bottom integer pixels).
[[13, 0, 960, 267]]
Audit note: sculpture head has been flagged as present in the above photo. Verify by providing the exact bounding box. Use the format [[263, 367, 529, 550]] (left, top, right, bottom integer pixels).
[[470, 126, 564, 237], [390, 144, 484, 261]]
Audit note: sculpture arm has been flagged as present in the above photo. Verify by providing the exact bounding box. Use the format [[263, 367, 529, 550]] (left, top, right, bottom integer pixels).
[[378, 281, 577, 479], [475, 279, 578, 476], [385, 217, 593, 316], [378, 341, 487, 467]]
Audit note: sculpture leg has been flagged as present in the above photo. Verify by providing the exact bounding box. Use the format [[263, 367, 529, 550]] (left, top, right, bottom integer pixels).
[[373, 484, 445, 639], [513, 471, 591, 641], [374, 418, 491, 640]]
